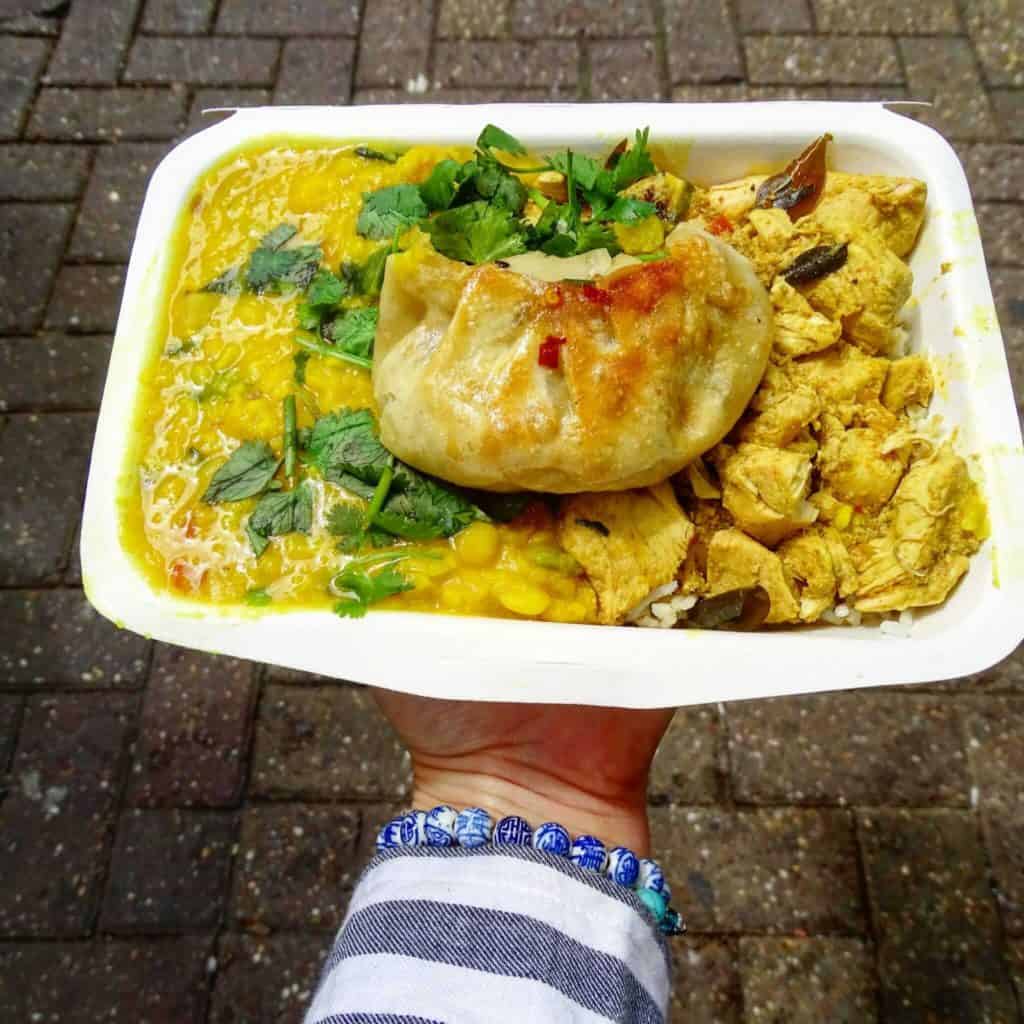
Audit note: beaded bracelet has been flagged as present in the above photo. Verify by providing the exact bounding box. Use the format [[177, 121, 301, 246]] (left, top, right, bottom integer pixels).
[[377, 805, 685, 936]]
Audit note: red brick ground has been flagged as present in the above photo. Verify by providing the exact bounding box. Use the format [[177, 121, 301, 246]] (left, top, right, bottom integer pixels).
[[0, 1, 1021, 1020]]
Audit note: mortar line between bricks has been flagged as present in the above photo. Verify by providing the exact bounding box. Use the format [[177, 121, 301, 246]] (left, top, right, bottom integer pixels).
[[954, 0, 995, 92], [577, 33, 591, 103], [715, 702, 738, 807], [137, 30, 359, 39], [805, 0, 819, 33], [0, 694, 25, 776], [117, 0, 149, 86], [647, 0, 671, 104], [892, 31, 914, 100], [723, 0, 750, 85], [16, 37, 54, 140], [425, 0, 441, 94], [850, 814, 885, 1017]]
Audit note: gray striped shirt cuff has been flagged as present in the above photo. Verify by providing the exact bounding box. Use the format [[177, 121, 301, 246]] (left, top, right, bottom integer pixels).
[[305, 845, 671, 1024]]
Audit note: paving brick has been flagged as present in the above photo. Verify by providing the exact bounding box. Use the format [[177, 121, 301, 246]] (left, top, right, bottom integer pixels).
[[127, 645, 257, 808], [962, 699, 1024, 935], [432, 40, 577, 91], [831, 84, 909, 101], [353, 86, 554, 104], [963, 0, 1024, 88], [648, 705, 721, 805], [991, 90, 1024, 142], [669, 939, 742, 1024], [0, 36, 48, 138], [0, 589, 151, 688], [858, 808, 1018, 1019], [28, 86, 187, 141], [990, 267, 1024, 394], [186, 87, 272, 135], [671, 83, 750, 102], [209, 932, 326, 1024], [962, 145, 1024, 201], [746, 36, 903, 86], [739, 937, 879, 1022], [0, 413, 93, 584], [978, 203, 1024, 267], [102, 808, 236, 933], [0, 334, 112, 412], [899, 37, 998, 141], [0, 696, 20, 772], [142, 0, 217, 34], [0, 936, 215, 1022], [512, 0, 654, 37], [438, 0, 509, 39], [726, 694, 968, 806], [275, 38, 356, 105], [0, 693, 135, 935], [69, 142, 165, 262], [45, 263, 127, 333], [0, 11, 61, 36], [587, 38, 663, 101], [0, 202, 72, 332], [0, 142, 90, 199], [1008, 940, 1024, 1010], [251, 684, 411, 800], [737, 0, 812, 31], [124, 36, 280, 85], [356, 0, 432, 88], [217, 0, 359, 35], [664, 0, 742, 84], [45, 0, 138, 85], [812, 0, 959, 32], [650, 807, 864, 934], [232, 803, 361, 931]]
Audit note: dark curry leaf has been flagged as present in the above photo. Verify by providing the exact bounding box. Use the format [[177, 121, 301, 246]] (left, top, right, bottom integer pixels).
[[782, 242, 848, 285]]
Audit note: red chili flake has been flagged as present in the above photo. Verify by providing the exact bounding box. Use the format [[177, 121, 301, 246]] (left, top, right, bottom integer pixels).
[[581, 283, 612, 307], [708, 213, 733, 235], [538, 334, 567, 369]]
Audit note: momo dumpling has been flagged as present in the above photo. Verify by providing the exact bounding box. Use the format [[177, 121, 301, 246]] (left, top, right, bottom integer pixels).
[[373, 223, 774, 493]]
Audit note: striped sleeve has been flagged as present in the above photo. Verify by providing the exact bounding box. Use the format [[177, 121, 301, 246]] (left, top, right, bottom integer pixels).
[[303, 845, 672, 1024]]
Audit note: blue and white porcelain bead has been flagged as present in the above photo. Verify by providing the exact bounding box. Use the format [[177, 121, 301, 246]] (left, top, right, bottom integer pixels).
[[494, 815, 533, 845], [454, 807, 493, 848], [638, 888, 668, 923], [637, 857, 667, 895], [532, 822, 571, 857], [424, 805, 458, 847], [376, 817, 405, 852], [658, 880, 672, 905], [570, 835, 608, 872], [398, 810, 427, 846], [606, 846, 640, 886]]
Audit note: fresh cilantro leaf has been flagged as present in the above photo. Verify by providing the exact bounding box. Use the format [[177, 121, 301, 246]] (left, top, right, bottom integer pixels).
[[469, 492, 532, 522], [326, 501, 395, 553], [196, 368, 239, 404], [603, 195, 657, 224], [202, 441, 280, 504], [420, 158, 465, 211], [357, 184, 428, 240], [611, 128, 655, 190], [376, 468, 483, 540], [293, 349, 311, 385], [246, 242, 322, 294], [477, 124, 527, 155], [295, 332, 372, 371], [298, 268, 349, 331], [334, 565, 413, 617], [425, 200, 527, 264], [202, 266, 241, 295], [245, 588, 273, 606], [305, 408, 392, 486], [548, 151, 602, 192], [326, 307, 377, 361], [354, 145, 399, 163], [246, 481, 313, 558], [261, 224, 298, 250], [357, 244, 391, 297]]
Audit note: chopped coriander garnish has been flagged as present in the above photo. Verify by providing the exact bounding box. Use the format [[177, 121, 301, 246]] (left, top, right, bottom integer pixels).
[[424, 201, 527, 264], [293, 349, 311, 385], [202, 441, 280, 504], [283, 395, 297, 483], [354, 145, 400, 163], [246, 481, 313, 558], [294, 332, 373, 371], [245, 588, 273, 607], [332, 548, 437, 618], [357, 184, 428, 240]]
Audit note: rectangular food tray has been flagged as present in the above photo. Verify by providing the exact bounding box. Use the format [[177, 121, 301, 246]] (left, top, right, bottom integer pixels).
[[82, 102, 1024, 707]]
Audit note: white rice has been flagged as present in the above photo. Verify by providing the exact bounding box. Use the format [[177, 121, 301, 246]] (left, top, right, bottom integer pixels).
[[879, 609, 914, 638]]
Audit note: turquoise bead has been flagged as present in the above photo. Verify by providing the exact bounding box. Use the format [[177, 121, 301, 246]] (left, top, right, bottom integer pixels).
[[637, 888, 668, 923]]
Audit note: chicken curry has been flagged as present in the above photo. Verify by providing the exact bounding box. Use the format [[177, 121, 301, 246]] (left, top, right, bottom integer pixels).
[[122, 127, 987, 628]]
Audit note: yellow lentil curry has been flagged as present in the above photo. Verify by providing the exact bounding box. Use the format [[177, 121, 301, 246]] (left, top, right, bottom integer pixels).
[[123, 127, 988, 628]]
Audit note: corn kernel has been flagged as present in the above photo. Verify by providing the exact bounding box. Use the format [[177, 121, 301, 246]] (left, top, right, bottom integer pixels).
[[454, 522, 500, 566], [493, 577, 551, 617], [545, 599, 588, 623], [440, 580, 473, 609], [834, 503, 853, 530], [613, 216, 665, 255]]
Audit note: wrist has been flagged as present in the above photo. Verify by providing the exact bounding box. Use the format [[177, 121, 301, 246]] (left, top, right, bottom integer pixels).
[[411, 762, 653, 857]]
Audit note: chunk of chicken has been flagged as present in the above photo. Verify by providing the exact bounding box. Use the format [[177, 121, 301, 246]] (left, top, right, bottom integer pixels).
[[882, 354, 934, 412], [770, 278, 842, 358], [558, 483, 694, 624], [701, 175, 761, 223], [817, 415, 910, 511], [796, 239, 913, 356], [705, 529, 800, 624], [788, 344, 889, 426], [714, 443, 818, 546], [737, 382, 822, 448], [809, 172, 927, 259], [851, 446, 984, 612], [778, 527, 859, 621]]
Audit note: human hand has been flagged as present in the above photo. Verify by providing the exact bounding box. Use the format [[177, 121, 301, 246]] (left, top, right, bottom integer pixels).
[[372, 689, 674, 855]]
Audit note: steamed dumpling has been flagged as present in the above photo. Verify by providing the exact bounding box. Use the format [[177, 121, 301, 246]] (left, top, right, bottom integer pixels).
[[373, 223, 774, 493]]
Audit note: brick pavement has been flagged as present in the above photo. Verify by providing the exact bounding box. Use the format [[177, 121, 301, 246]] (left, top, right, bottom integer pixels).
[[0, 0, 1021, 1020]]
